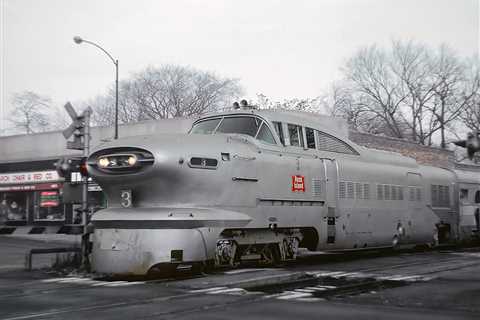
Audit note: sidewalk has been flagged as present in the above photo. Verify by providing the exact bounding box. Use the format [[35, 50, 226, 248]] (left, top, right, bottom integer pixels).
[[5, 233, 81, 245], [0, 234, 81, 272]]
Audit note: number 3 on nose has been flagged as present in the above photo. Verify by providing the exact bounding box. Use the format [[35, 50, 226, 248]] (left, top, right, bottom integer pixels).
[[120, 190, 132, 208]]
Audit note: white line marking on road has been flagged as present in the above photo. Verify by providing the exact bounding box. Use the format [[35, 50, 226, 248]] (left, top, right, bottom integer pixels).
[[304, 286, 327, 291], [224, 268, 279, 275], [41, 277, 77, 283], [103, 281, 146, 287], [343, 272, 372, 279], [330, 272, 353, 278], [308, 271, 344, 277], [277, 291, 312, 300], [189, 286, 228, 293], [451, 252, 480, 258], [294, 288, 315, 293], [208, 288, 247, 295], [296, 297, 324, 302], [91, 281, 113, 287]]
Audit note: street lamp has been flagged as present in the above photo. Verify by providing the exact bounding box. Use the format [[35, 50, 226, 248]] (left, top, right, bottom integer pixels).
[[73, 36, 119, 139]]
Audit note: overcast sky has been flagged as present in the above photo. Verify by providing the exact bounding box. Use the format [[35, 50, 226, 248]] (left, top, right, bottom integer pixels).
[[0, 0, 479, 133]]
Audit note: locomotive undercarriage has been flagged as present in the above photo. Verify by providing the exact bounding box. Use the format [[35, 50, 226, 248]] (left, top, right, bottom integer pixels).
[[215, 228, 303, 267]]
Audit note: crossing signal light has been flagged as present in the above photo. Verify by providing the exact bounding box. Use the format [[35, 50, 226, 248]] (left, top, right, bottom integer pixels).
[[453, 131, 480, 160], [55, 157, 88, 180]]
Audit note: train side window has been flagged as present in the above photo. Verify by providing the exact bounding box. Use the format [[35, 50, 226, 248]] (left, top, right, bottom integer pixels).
[[475, 190, 480, 203], [305, 127, 316, 149], [431, 184, 448, 207], [256, 122, 276, 145], [416, 188, 422, 201], [460, 189, 468, 202], [288, 124, 304, 147], [272, 122, 285, 145]]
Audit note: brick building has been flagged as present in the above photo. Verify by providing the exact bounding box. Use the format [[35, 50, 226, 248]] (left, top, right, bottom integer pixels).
[[349, 131, 456, 168]]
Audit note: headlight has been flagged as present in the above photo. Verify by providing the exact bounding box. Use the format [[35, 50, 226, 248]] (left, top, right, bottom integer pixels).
[[98, 157, 110, 168], [127, 155, 137, 166]]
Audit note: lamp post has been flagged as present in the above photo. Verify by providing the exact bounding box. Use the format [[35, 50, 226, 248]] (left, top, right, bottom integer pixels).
[[73, 36, 119, 139]]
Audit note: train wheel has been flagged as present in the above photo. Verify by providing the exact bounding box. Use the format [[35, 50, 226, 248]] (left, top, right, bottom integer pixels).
[[259, 244, 280, 266]]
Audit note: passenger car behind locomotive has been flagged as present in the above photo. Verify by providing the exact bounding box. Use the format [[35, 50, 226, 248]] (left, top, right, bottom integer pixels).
[[86, 105, 480, 275]]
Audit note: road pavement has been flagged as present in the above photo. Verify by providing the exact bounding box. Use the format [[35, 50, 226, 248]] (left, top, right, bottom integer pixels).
[[0, 236, 479, 320]]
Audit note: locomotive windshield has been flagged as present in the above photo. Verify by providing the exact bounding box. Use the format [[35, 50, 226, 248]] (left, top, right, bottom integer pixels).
[[190, 116, 277, 145], [190, 118, 221, 134], [216, 117, 259, 136]]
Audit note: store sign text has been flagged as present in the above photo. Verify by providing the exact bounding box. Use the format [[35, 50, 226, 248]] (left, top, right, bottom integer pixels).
[[0, 171, 60, 185]]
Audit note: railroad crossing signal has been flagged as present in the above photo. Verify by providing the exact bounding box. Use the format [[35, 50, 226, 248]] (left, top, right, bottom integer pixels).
[[55, 157, 87, 180], [453, 131, 480, 160], [63, 102, 92, 150]]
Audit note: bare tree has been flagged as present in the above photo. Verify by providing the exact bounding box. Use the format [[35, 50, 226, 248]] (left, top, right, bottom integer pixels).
[[458, 57, 480, 133], [320, 82, 371, 131], [325, 41, 479, 148], [343, 45, 408, 138], [254, 93, 322, 112], [390, 40, 440, 144], [429, 45, 476, 148], [90, 64, 243, 126], [8, 91, 51, 134]]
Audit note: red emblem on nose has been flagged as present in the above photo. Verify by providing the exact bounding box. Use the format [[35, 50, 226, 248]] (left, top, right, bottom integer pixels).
[[292, 175, 305, 192]]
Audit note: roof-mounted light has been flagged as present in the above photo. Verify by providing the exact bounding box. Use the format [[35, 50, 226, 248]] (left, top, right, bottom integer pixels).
[[232, 99, 256, 110]]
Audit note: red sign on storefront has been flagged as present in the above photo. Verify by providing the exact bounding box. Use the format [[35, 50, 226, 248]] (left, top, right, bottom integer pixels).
[[291, 175, 306, 192], [40, 191, 59, 207]]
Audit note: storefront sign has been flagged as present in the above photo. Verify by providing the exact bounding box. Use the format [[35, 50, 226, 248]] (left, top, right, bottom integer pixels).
[[0, 171, 60, 185], [40, 191, 60, 207], [0, 183, 61, 192]]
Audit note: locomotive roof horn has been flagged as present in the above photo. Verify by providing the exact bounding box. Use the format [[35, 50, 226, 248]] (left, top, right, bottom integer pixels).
[[232, 99, 256, 110]]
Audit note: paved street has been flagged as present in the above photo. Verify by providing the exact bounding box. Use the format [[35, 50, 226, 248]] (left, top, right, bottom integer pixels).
[[0, 236, 479, 319]]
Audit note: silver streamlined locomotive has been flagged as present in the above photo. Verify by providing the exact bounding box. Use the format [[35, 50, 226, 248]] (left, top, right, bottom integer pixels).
[[86, 104, 480, 275]]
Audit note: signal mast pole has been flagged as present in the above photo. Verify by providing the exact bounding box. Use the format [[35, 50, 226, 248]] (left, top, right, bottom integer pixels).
[[81, 109, 91, 234], [61, 102, 92, 268]]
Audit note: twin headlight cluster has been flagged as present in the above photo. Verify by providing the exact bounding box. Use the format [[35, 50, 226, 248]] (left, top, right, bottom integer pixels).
[[89, 148, 155, 174], [97, 154, 138, 169]]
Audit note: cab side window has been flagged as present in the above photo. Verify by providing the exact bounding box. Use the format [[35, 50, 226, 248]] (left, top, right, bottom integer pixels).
[[288, 124, 304, 147], [256, 122, 276, 145], [273, 122, 285, 145], [305, 127, 316, 149]]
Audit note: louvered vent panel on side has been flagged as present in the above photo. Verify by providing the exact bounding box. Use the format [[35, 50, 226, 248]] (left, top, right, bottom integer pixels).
[[377, 184, 384, 200], [339, 181, 346, 199], [347, 182, 354, 199], [391, 186, 397, 200], [364, 183, 370, 200], [355, 182, 363, 200], [384, 184, 391, 200], [312, 178, 323, 197]]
